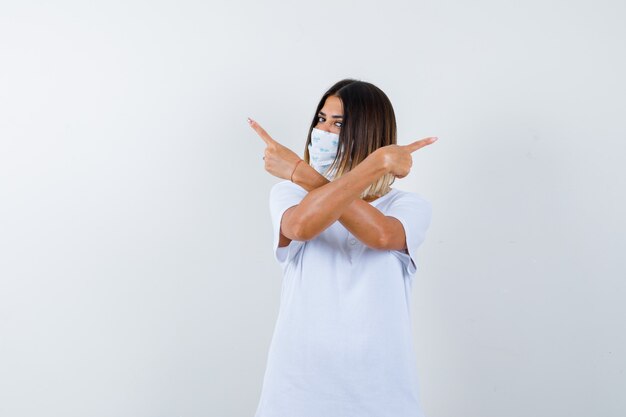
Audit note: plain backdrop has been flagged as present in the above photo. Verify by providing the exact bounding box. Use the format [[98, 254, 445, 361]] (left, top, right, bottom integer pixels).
[[1, 1, 625, 416]]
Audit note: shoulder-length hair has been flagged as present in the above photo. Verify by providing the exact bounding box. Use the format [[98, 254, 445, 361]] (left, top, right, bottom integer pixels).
[[303, 78, 397, 200]]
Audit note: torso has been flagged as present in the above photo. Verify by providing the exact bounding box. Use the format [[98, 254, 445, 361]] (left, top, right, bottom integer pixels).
[[257, 185, 425, 416]]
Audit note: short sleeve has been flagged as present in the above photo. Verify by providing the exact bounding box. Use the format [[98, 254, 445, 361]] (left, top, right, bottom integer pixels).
[[269, 180, 308, 268], [385, 192, 432, 276]]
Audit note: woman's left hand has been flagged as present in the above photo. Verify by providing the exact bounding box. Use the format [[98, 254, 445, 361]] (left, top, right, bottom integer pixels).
[[248, 117, 302, 180]]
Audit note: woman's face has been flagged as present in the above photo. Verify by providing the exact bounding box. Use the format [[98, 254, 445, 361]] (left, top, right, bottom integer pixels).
[[315, 95, 344, 135]]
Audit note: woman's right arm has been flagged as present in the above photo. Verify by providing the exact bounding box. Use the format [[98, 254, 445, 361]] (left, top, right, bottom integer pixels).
[[279, 159, 394, 249]]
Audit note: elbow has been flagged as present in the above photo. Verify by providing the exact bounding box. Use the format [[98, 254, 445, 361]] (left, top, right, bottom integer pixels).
[[283, 217, 311, 242], [291, 216, 323, 241], [374, 232, 390, 251], [293, 222, 316, 241]]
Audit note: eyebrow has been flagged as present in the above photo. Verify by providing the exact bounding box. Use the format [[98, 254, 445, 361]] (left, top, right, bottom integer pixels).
[[319, 111, 343, 119]]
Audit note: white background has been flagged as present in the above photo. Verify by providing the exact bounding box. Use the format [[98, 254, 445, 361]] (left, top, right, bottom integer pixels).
[[1, 1, 624, 416]]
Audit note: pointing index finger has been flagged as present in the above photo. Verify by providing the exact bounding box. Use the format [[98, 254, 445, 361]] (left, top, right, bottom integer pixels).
[[405, 136, 438, 153], [248, 117, 276, 146]]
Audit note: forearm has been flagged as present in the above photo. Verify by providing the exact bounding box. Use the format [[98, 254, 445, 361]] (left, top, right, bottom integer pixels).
[[290, 153, 389, 242]]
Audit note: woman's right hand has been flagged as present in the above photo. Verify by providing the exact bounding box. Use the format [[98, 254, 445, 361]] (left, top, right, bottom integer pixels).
[[375, 137, 438, 179], [248, 117, 303, 180]]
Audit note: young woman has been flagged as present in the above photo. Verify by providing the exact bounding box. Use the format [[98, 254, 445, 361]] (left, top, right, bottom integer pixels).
[[248, 78, 437, 417]]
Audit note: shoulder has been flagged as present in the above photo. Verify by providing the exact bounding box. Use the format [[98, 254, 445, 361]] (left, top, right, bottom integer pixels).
[[270, 180, 308, 200], [271, 179, 299, 190], [271, 180, 307, 192], [389, 187, 431, 209]]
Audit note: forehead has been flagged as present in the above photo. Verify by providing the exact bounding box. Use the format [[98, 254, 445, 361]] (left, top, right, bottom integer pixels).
[[320, 95, 343, 112]]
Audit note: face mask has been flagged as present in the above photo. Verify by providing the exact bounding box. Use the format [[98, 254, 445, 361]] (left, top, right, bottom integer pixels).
[[308, 128, 341, 180]]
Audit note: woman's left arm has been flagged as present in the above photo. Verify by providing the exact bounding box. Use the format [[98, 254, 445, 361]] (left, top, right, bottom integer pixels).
[[290, 161, 407, 251]]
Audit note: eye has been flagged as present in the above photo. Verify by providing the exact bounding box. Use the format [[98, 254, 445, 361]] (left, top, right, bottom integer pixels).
[[318, 115, 342, 129]]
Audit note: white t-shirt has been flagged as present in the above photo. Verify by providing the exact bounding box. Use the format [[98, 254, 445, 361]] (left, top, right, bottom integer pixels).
[[254, 180, 432, 417]]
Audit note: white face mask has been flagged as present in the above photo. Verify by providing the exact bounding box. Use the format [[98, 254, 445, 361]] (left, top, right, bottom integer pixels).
[[308, 128, 341, 180]]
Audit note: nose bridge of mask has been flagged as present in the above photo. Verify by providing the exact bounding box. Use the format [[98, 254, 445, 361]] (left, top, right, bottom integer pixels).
[[311, 127, 338, 143]]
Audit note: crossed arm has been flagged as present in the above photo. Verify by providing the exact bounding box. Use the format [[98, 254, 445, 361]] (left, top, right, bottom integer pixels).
[[247, 117, 434, 252], [279, 152, 408, 252]]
